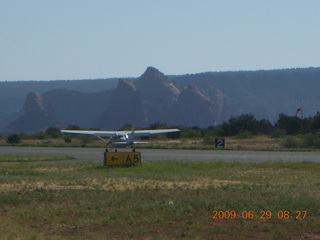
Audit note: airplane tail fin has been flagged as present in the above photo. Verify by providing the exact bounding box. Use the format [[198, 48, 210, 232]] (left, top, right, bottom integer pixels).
[[130, 125, 151, 145], [130, 125, 135, 142]]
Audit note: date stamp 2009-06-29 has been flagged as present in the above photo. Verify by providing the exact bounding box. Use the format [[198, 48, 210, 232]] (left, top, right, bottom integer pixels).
[[212, 210, 307, 220]]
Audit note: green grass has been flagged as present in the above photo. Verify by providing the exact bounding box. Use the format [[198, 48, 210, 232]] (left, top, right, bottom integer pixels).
[[0, 161, 319, 239], [0, 155, 74, 162]]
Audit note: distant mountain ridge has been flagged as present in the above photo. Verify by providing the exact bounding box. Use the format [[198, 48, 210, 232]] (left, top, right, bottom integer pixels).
[[170, 67, 320, 121], [1, 67, 320, 133], [0, 78, 119, 112]]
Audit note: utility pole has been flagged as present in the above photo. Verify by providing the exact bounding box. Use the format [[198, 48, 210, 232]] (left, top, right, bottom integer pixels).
[[295, 99, 307, 135]]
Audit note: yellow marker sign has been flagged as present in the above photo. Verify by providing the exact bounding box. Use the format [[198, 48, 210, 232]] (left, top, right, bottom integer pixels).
[[104, 152, 141, 166]]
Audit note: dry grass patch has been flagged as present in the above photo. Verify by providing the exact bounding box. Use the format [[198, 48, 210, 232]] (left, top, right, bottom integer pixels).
[[0, 154, 74, 163]]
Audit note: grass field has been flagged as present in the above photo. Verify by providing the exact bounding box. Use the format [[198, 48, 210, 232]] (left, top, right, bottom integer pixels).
[[0, 156, 319, 240]]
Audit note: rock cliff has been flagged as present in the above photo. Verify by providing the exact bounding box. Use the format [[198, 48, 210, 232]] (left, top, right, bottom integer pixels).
[[134, 67, 181, 124], [42, 89, 112, 129], [94, 79, 146, 130], [2, 92, 58, 134], [172, 85, 217, 127]]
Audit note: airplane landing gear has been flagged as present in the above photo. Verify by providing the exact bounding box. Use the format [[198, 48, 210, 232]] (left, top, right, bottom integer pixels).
[[106, 146, 135, 153]]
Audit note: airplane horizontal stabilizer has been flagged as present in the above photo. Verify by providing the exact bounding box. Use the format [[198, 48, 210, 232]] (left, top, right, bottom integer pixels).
[[133, 141, 150, 144]]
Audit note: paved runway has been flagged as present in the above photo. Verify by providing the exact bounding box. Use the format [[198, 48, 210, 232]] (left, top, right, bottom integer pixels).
[[0, 146, 319, 163]]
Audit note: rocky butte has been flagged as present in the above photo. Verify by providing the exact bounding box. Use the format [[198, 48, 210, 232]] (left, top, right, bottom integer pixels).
[[4, 66, 319, 134], [2, 67, 228, 133], [2, 92, 58, 134]]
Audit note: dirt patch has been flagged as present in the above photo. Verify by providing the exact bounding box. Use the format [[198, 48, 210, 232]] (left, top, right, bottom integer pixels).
[[34, 167, 78, 172], [0, 177, 244, 192], [99, 178, 244, 190]]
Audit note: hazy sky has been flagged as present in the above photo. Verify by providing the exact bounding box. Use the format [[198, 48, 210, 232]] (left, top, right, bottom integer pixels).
[[1, 0, 320, 81]]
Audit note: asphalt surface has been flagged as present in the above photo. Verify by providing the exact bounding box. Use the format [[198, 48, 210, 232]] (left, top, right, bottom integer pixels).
[[0, 146, 319, 164]]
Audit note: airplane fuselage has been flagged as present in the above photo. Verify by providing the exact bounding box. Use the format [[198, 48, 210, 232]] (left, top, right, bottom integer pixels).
[[110, 134, 133, 147]]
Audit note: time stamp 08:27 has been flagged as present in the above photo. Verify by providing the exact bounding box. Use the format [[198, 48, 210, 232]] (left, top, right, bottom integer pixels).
[[212, 210, 307, 220]]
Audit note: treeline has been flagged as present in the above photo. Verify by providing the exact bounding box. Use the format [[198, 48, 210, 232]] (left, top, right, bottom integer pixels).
[[147, 113, 320, 148], [147, 112, 320, 138], [221, 113, 320, 136], [5, 112, 320, 147], [217, 114, 300, 137]]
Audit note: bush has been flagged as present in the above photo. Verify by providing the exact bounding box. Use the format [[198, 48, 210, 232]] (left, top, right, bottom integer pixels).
[[33, 132, 48, 139], [180, 128, 202, 138], [301, 133, 320, 148], [6, 134, 21, 144], [282, 136, 300, 148], [79, 135, 95, 144], [235, 130, 252, 139], [46, 127, 62, 138], [271, 129, 287, 138], [64, 136, 72, 143], [202, 136, 216, 145]]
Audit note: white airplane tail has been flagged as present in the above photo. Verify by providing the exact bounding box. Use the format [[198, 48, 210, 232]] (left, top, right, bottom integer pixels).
[[130, 125, 150, 145], [129, 125, 135, 142]]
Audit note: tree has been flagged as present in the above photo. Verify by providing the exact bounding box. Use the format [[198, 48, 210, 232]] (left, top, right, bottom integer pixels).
[[275, 114, 301, 135], [221, 114, 259, 136], [257, 119, 274, 135], [309, 112, 320, 132], [46, 127, 62, 138], [66, 125, 81, 130], [6, 134, 21, 144]]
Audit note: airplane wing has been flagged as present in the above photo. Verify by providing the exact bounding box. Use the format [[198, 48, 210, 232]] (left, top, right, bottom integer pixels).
[[61, 129, 179, 137], [133, 129, 180, 137], [61, 130, 120, 137]]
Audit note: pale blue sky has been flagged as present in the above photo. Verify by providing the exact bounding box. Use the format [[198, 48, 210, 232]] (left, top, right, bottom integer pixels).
[[1, 0, 320, 81]]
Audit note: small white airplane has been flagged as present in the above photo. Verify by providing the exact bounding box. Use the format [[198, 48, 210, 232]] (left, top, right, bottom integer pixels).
[[61, 126, 179, 151]]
